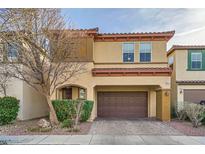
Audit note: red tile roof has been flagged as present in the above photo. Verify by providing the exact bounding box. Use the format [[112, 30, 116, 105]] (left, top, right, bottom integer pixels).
[[67, 27, 175, 41], [167, 45, 205, 56], [92, 67, 172, 77], [96, 30, 175, 42], [99, 30, 175, 36], [176, 80, 205, 85]]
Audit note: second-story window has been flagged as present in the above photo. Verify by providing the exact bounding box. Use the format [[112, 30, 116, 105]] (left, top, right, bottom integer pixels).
[[7, 44, 18, 61], [123, 43, 134, 62], [191, 52, 202, 69], [139, 42, 151, 62]]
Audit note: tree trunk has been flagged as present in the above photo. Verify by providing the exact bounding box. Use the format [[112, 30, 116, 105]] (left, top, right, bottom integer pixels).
[[46, 95, 59, 126], [74, 100, 83, 129], [3, 87, 7, 97]]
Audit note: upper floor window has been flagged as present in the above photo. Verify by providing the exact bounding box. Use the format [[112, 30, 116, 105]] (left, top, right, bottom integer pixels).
[[168, 56, 174, 65], [139, 42, 151, 62], [191, 52, 202, 69], [122, 43, 134, 62], [7, 44, 18, 61]]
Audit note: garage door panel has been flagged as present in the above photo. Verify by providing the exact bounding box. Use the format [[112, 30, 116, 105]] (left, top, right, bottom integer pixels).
[[184, 89, 205, 104], [97, 92, 148, 118]]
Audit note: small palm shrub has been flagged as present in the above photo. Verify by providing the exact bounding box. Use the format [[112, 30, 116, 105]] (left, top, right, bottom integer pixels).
[[0, 96, 20, 125]]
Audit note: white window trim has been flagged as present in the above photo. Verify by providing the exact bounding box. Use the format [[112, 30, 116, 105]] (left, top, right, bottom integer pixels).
[[122, 42, 135, 63], [191, 52, 202, 69], [7, 43, 18, 61], [139, 42, 152, 62]]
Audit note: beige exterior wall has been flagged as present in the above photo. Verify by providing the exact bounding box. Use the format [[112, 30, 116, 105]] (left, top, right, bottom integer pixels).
[[53, 62, 171, 120], [94, 41, 167, 63], [72, 87, 79, 100], [168, 52, 178, 113], [1, 78, 24, 120], [22, 82, 48, 120], [168, 49, 205, 114], [1, 78, 49, 120], [175, 50, 205, 80]]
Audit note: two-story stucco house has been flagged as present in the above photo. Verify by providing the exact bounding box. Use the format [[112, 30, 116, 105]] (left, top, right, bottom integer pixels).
[[167, 45, 205, 113], [1, 28, 175, 121], [50, 28, 175, 121]]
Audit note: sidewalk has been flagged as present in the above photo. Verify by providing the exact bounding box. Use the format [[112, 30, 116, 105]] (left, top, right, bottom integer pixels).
[[1, 135, 205, 145]]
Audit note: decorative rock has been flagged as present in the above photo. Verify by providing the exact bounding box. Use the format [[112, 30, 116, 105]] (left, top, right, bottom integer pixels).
[[37, 119, 51, 128]]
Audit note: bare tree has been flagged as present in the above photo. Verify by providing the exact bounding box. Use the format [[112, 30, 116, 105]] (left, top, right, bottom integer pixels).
[[0, 67, 11, 96], [0, 9, 86, 125]]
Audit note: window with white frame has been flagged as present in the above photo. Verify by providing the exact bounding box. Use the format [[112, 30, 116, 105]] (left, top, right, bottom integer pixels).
[[191, 52, 202, 69], [168, 56, 174, 65], [122, 43, 134, 62], [7, 43, 18, 61], [139, 42, 151, 62]]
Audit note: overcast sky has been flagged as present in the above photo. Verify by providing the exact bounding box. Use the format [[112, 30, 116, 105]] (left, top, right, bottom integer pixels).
[[63, 8, 205, 49]]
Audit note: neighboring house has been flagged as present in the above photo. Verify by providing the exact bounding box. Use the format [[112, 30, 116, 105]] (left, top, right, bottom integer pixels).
[[167, 45, 205, 113], [0, 42, 48, 120], [0, 28, 175, 121], [51, 28, 175, 121]]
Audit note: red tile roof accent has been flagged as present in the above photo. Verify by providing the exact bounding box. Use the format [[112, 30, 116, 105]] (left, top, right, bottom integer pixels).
[[98, 31, 175, 36], [66, 27, 175, 41], [176, 80, 205, 85], [92, 67, 172, 77], [167, 45, 205, 56], [95, 30, 175, 42]]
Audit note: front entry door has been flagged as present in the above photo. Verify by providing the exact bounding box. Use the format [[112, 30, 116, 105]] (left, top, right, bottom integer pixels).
[[62, 87, 72, 99]]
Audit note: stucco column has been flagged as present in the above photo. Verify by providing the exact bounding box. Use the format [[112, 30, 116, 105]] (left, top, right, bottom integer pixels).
[[87, 86, 96, 121], [156, 89, 171, 121]]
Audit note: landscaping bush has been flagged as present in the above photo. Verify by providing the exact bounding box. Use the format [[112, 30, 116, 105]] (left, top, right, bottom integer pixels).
[[184, 102, 205, 128], [52, 99, 76, 122], [52, 99, 94, 123], [61, 119, 73, 128], [0, 96, 20, 125], [80, 100, 94, 122], [176, 101, 205, 127]]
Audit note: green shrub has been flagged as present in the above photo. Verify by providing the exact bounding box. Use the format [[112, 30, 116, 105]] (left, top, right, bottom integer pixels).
[[80, 100, 93, 122], [61, 119, 73, 128], [0, 96, 20, 125], [52, 99, 76, 122], [52, 99, 93, 123], [184, 102, 205, 127]]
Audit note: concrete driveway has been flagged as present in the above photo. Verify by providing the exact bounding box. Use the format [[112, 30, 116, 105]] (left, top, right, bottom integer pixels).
[[89, 119, 183, 135]]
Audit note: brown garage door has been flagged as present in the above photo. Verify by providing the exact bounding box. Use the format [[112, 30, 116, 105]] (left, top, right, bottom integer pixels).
[[184, 89, 205, 104], [97, 92, 148, 118]]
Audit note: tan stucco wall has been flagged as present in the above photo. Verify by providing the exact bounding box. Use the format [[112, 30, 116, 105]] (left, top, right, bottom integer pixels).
[[22, 82, 48, 120], [167, 52, 178, 113], [52, 62, 171, 120], [175, 50, 205, 80], [94, 41, 167, 63], [94, 63, 168, 68], [1, 78, 49, 120], [72, 87, 79, 100], [156, 89, 171, 121], [168, 50, 205, 113], [1, 78, 24, 120]]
